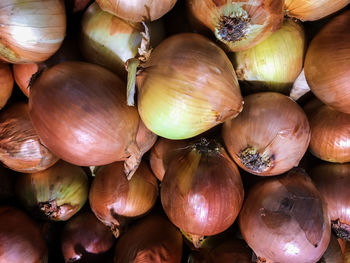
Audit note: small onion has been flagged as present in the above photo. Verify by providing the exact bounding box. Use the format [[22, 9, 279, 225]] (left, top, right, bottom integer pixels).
[[61, 211, 115, 263], [0, 0, 66, 63], [134, 33, 243, 139], [187, 0, 284, 52], [0, 206, 48, 263], [239, 169, 331, 263], [16, 160, 89, 221], [231, 19, 305, 94], [0, 102, 58, 173], [96, 0, 177, 22], [285, 0, 350, 21], [114, 214, 183, 263], [304, 10, 350, 114], [89, 160, 158, 237], [222, 92, 310, 176], [161, 139, 244, 248], [0, 64, 13, 109]]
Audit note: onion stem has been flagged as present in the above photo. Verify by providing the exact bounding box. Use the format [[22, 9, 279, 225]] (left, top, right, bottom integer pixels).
[[126, 58, 140, 106]]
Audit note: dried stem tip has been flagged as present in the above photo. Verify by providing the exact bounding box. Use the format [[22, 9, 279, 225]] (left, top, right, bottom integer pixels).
[[218, 16, 250, 42], [239, 146, 271, 173]]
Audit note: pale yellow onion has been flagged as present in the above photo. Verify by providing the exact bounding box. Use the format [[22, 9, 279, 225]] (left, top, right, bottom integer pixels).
[[285, 0, 350, 21], [187, 0, 284, 52], [0, 64, 13, 109], [0, 0, 66, 63], [231, 19, 305, 94]]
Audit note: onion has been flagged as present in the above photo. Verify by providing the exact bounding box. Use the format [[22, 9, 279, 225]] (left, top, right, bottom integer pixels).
[[12, 64, 37, 97], [0, 165, 14, 202], [0, 64, 13, 109], [114, 214, 183, 263], [96, 0, 177, 22], [318, 234, 344, 263], [222, 92, 310, 176], [285, 0, 350, 21], [231, 19, 305, 94], [0, 0, 66, 63], [61, 211, 115, 263], [131, 33, 243, 139], [304, 10, 350, 114], [161, 139, 244, 248], [89, 160, 158, 237], [187, 0, 284, 52], [0, 102, 58, 173], [239, 169, 331, 263], [0, 206, 48, 263], [16, 160, 89, 221]]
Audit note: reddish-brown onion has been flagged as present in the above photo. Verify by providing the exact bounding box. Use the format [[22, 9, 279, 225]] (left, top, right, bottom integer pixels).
[[222, 92, 310, 176], [161, 139, 244, 248], [304, 11, 350, 114], [0, 64, 13, 109], [0, 206, 48, 263], [0, 102, 58, 173], [89, 160, 158, 237], [114, 214, 183, 263], [61, 211, 115, 263], [239, 169, 331, 263]]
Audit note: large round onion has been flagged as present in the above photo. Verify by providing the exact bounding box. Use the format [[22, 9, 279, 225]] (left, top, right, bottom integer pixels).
[[239, 169, 331, 263], [161, 139, 244, 247], [0, 206, 48, 263], [222, 92, 310, 176], [0, 0, 66, 63], [304, 10, 350, 114], [0, 102, 58, 173], [0, 64, 13, 109], [135, 33, 243, 139]]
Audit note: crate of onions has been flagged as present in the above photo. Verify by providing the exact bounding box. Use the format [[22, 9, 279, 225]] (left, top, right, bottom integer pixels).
[[0, 0, 349, 262]]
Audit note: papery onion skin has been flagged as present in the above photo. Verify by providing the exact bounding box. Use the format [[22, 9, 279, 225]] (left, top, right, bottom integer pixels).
[[114, 214, 183, 263], [289, 69, 310, 101], [12, 64, 37, 97], [161, 140, 244, 247], [0, 0, 66, 63], [0, 206, 48, 263], [187, 0, 284, 52], [96, 0, 177, 22], [285, 0, 350, 21], [137, 33, 243, 139], [0, 102, 58, 173], [61, 211, 115, 263], [89, 160, 158, 237], [16, 160, 89, 221], [222, 92, 310, 176], [0, 64, 13, 109], [231, 19, 305, 94], [304, 10, 350, 114], [239, 169, 331, 263]]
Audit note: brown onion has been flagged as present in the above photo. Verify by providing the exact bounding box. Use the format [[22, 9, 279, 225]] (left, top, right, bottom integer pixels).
[[0, 64, 13, 109], [96, 0, 177, 22], [89, 160, 158, 237], [187, 0, 284, 52], [223, 92, 310, 176], [239, 169, 331, 263], [16, 160, 89, 221], [0, 206, 48, 263], [304, 11, 350, 114], [318, 234, 344, 263], [161, 139, 244, 248], [114, 214, 183, 263], [61, 211, 115, 263], [285, 0, 349, 21], [0, 102, 58, 173], [0, 0, 66, 63]]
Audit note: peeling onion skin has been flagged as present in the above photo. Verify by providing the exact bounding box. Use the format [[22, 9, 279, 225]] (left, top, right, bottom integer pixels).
[[0, 0, 66, 63], [239, 169, 331, 263], [0, 102, 58, 173], [114, 214, 183, 263], [137, 33, 243, 139], [304, 10, 350, 114], [222, 92, 311, 176], [0, 206, 48, 263], [0, 64, 13, 109], [187, 0, 284, 52], [12, 64, 37, 97]]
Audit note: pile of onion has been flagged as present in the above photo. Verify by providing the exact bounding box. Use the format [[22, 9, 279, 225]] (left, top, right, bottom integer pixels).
[[16, 160, 89, 221], [0, 0, 66, 63], [161, 139, 244, 247], [0, 102, 58, 173], [0, 64, 13, 109], [239, 169, 331, 263], [222, 92, 310, 176]]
